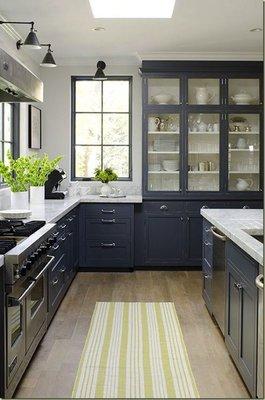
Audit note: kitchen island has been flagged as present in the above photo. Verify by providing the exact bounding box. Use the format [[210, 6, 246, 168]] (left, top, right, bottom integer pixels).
[[201, 208, 263, 265]]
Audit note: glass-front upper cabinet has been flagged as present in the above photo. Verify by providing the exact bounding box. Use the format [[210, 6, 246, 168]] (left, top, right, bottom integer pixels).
[[228, 113, 260, 191], [188, 113, 220, 191], [228, 79, 260, 105], [147, 78, 180, 105], [147, 113, 180, 191], [188, 79, 220, 105]]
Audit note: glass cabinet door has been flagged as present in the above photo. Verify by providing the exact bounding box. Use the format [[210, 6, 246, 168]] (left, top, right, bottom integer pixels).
[[148, 78, 180, 105], [228, 79, 260, 105], [188, 79, 220, 105], [228, 114, 260, 191], [188, 113, 220, 191], [147, 113, 180, 191]]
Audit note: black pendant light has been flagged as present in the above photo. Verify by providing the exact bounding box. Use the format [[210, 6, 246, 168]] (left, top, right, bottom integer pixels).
[[0, 20, 41, 49], [40, 44, 57, 67], [93, 61, 107, 81]]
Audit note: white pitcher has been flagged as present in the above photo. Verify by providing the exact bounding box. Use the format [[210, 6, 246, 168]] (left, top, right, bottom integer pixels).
[[195, 87, 215, 104], [236, 178, 253, 191]]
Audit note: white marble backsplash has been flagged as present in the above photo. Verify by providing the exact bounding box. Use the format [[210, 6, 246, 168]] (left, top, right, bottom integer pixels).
[[69, 181, 142, 197]]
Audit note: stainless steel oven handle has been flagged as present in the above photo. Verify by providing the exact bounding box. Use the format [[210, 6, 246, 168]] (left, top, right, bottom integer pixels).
[[210, 226, 227, 242], [34, 255, 55, 282], [255, 274, 263, 290], [10, 281, 36, 303]]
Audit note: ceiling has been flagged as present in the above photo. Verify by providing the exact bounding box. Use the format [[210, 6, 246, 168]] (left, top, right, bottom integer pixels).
[[0, 0, 263, 65]]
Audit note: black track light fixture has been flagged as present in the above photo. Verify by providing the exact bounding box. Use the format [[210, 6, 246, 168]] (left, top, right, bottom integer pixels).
[[93, 61, 107, 81], [0, 20, 41, 49], [40, 44, 57, 67]]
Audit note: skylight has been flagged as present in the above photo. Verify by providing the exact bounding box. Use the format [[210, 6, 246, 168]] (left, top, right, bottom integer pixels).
[[89, 0, 176, 18]]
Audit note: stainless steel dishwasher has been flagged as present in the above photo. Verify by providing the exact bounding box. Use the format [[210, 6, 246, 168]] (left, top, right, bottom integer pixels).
[[211, 226, 227, 335]]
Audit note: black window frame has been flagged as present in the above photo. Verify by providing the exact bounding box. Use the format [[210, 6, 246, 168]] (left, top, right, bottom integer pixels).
[[71, 75, 133, 181]]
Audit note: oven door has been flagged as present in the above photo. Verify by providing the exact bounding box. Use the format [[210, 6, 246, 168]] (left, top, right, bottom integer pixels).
[[25, 255, 54, 351], [6, 284, 30, 386]]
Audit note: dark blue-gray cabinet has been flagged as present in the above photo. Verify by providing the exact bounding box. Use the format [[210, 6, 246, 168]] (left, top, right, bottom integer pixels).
[[140, 60, 263, 201], [225, 241, 258, 397], [79, 204, 134, 270], [134, 200, 261, 268], [202, 219, 213, 313], [47, 207, 79, 324]]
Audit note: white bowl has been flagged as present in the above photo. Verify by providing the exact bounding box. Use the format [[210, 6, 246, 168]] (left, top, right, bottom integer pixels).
[[149, 164, 161, 171], [0, 209, 32, 220], [153, 94, 172, 104], [162, 160, 178, 171]]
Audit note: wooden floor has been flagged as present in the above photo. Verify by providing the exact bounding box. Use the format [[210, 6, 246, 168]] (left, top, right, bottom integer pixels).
[[15, 271, 250, 399]]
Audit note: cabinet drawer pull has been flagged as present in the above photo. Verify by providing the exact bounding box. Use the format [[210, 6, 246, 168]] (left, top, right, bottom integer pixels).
[[101, 218, 116, 224], [61, 236, 67, 241], [160, 205, 168, 211], [53, 231, 59, 237], [204, 241, 210, 246], [201, 205, 209, 209], [52, 278, 59, 286], [242, 205, 249, 209], [204, 274, 211, 279], [234, 282, 243, 290], [52, 244, 59, 250], [60, 224, 67, 229], [210, 226, 227, 242], [67, 217, 73, 222], [101, 242, 116, 248], [101, 209, 115, 214], [60, 268, 66, 274], [255, 274, 263, 290]]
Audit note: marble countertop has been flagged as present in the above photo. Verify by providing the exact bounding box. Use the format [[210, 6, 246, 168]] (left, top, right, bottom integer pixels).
[[201, 209, 263, 266], [29, 194, 142, 223]]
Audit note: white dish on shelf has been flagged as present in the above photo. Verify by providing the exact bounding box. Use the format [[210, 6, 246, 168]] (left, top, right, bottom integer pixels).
[[153, 94, 172, 104], [149, 163, 161, 171], [162, 160, 178, 171], [0, 209, 32, 220]]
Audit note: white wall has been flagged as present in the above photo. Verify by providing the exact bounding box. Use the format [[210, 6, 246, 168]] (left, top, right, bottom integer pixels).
[[40, 65, 142, 193]]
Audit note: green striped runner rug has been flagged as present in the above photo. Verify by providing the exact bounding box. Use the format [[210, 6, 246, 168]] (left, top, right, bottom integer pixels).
[[72, 302, 199, 399]]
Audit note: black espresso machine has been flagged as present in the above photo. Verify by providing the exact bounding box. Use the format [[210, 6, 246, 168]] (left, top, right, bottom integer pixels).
[[45, 169, 67, 199]]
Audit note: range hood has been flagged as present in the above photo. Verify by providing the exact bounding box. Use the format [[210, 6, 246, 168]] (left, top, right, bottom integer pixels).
[[0, 47, 43, 102]]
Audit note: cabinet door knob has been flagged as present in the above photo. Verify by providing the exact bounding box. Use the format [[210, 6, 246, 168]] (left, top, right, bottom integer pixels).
[[234, 282, 243, 290], [242, 205, 249, 209], [204, 274, 210, 279], [160, 205, 168, 211]]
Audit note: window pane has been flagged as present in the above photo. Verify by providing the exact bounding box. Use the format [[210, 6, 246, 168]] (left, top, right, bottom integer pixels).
[[0, 104, 3, 140], [103, 114, 129, 145], [4, 143, 11, 164], [4, 104, 12, 141], [75, 81, 101, 112], [103, 146, 129, 177], [75, 145, 101, 177], [103, 81, 129, 112], [76, 114, 101, 144]]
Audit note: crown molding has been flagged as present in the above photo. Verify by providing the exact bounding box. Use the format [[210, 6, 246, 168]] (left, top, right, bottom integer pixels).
[[137, 51, 263, 61]]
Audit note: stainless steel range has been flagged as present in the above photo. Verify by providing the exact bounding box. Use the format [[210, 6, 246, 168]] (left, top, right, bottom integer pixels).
[[0, 220, 57, 398]]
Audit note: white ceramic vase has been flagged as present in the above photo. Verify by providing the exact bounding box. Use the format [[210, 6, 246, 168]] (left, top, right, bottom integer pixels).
[[30, 186, 45, 205], [100, 183, 112, 197], [11, 191, 29, 210]]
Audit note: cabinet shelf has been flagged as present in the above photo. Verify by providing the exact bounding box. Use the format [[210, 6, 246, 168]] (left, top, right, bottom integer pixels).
[[148, 171, 179, 174], [229, 132, 259, 135], [148, 131, 179, 135], [229, 171, 259, 174], [189, 151, 219, 154], [229, 149, 259, 152], [189, 132, 219, 135], [188, 171, 219, 174], [148, 151, 179, 154]]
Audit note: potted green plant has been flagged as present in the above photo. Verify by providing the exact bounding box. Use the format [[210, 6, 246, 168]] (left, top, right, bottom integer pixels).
[[0, 151, 30, 209], [28, 154, 62, 204], [94, 167, 118, 196]]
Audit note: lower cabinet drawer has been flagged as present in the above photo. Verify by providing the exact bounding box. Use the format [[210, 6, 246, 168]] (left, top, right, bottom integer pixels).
[[48, 254, 65, 313], [82, 204, 133, 219], [85, 218, 131, 236], [202, 261, 212, 314], [81, 238, 131, 268], [203, 241, 213, 266]]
